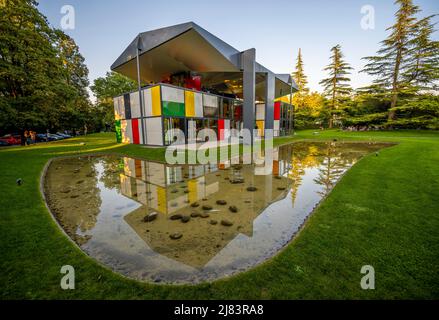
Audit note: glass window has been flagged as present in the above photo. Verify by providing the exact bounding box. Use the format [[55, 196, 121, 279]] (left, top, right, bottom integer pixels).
[[221, 98, 232, 119], [203, 94, 219, 117], [164, 117, 186, 145]]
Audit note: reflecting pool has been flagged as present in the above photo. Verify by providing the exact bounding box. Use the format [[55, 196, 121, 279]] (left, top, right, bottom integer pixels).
[[43, 141, 390, 283]]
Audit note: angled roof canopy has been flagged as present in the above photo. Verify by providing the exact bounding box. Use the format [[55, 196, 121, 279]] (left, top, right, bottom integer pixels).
[[111, 22, 297, 99]]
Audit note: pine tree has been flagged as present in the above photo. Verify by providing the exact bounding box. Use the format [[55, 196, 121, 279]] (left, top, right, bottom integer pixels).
[[361, 0, 420, 120], [319, 45, 353, 128], [403, 15, 439, 91], [292, 48, 309, 109]]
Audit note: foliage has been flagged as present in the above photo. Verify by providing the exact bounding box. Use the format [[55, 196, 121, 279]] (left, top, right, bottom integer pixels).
[[319, 45, 353, 128], [292, 48, 309, 109], [0, 0, 93, 136], [90, 71, 137, 131], [388, 95, 439, 129], [360, 0, 439, 121]]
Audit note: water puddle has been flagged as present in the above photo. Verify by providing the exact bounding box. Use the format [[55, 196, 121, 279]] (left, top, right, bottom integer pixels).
[[43, 141, 391, 283]]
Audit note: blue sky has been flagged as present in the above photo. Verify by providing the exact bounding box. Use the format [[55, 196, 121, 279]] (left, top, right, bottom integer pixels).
[[39, 0, 438, 96]]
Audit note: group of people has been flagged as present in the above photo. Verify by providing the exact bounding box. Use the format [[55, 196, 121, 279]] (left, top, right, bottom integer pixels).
[[23, 130, 37, 146]]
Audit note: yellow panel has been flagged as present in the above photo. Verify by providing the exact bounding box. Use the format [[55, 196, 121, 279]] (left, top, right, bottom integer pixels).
[[187, 179, 198, 203], [151, 86, 161, 116], [185, 91, 195, 117], [256, 120, 265, 137], [156, 186, 167, 214]]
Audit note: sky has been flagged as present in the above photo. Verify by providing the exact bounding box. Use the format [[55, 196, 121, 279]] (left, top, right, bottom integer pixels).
[[38, 0, 439, 98]]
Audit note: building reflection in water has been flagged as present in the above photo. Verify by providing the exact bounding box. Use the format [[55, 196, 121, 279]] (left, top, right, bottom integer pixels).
[[44, 141, 390, 283], [119, 149, 292, 268]]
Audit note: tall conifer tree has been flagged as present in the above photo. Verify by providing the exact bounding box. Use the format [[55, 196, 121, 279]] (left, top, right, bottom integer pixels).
[[361, 0, 420, 120], [319, 45, 352, 128]]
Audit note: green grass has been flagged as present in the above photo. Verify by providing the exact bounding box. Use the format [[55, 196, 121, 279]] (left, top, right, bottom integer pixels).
[[1, 130, 438, 299]]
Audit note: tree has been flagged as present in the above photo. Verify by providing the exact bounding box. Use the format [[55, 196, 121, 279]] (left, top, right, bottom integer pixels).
[[90, 72, 137, 130], [361, 0, 420, 120], [292, 48, 309, 109], [403, 15, 439, 92], [0, 0, 91, 137], [319, 45, 353, 128]]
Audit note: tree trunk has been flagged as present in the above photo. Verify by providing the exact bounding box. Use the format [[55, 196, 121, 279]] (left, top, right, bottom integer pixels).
[[389, 44, 402, 122]]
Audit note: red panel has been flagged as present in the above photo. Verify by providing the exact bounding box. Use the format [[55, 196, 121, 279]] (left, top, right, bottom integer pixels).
[[185, 75, 202, 91], [274, 102, 281, 120], [132, 118, 140, 144], [218, 119, 225, 140], [234, 105, 242, 120]]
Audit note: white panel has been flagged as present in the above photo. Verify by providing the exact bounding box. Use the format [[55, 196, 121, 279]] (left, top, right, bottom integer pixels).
[[224, 119, 230, 140], [142, 88, 153, 117], [123, 157, 135, 177], [194, 92, 203, 117], [137, 121, 145, 145], [205, 181, 219, 197], [256, 104, 265, 120], [203, 94, 218, 107], [136, 180, 147, 206], [148, 184, 159, 210], [144, 117, 163, 146], [120, 174, 132, 198], [274, 120, 280, 137], [130, 92, 141, 118], [120, 120, 133, 143], [147, 162, 166, 186], [161, 85, 184, 103], [114, 96, 125, 119], [119, 96, 125, 119], [187, 120, 197, 144], [121, 119, 132, 143]]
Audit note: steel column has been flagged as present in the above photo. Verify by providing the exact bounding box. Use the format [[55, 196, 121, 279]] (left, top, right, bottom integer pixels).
[[241, 48, 256, 145]]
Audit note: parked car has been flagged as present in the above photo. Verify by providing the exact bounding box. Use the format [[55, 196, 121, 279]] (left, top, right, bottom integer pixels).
[[36, 133, 63, 142], [0, 134, 21, 145], [0, 140, 10, 147], [48, 133, 65, 140], [56, 132, 72, 139]]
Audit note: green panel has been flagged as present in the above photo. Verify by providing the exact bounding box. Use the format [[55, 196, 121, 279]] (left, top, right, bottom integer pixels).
[[162, 101, 185, 117], [115, 120, 122, 143]]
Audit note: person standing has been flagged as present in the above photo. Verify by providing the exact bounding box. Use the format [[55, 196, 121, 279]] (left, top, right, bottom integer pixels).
[[24, 131, 29, 146], [30, 131, 36, 144]]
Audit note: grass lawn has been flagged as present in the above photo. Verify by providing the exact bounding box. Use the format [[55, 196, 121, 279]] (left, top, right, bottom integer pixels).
[[1, 129, 438, 299]]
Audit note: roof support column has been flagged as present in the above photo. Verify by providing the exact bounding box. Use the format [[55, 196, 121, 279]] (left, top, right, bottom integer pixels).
[[264, 72, 275, 131], [241, 48, 256, 145]]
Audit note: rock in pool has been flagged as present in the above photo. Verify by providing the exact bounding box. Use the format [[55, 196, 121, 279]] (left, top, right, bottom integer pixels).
[[143, 212, 158, 222], [229, 205, 238, 213], [216, 200, 227, 205], [190, 211, 200, 218], [169, 233, 182, 240], [221, 219, 234, 227]]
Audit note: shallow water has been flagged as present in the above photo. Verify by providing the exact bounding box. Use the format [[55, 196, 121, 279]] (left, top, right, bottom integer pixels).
[[43, 141, 390, 284]]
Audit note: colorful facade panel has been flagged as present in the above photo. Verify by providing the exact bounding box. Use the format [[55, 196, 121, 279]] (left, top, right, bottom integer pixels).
[[162, 85, 185, 117]]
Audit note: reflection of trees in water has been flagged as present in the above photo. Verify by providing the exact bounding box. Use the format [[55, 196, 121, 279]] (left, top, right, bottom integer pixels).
[[99, 157, 122, 192], [46, 157, 105, 245], [288, 144, 320, 205], [313, 142, 355, 197], [314, 143, 344, 196]]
